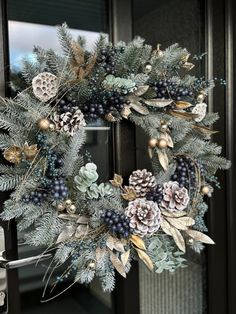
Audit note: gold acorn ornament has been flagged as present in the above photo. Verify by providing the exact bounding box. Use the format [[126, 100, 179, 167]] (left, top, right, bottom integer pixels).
[[65, 199, 72, 206], [37, 118, 50, 130], [197, 91, 206, 103], [3, 146, 22, 164], [23, 143, 39, 161]]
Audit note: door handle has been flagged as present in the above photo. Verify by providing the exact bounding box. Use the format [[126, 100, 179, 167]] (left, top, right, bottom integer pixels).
[[0, 251, 52, 269]]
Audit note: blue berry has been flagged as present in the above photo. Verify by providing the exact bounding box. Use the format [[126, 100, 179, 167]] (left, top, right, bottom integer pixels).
[[103, 210, 133, 238]]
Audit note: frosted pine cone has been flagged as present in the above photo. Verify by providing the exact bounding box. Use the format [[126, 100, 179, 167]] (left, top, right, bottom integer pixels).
[[129, 169, 156, 197], [161, 181, 189, 212], [125, 198, 161, 237], [53, 109, 86, 136]]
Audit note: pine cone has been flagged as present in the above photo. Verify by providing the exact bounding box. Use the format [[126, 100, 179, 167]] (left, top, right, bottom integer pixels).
[[52, 109, 86, 136], [129, 169, 156, 197], [125, 198, 161, 237], [161, 181, 189, 212]]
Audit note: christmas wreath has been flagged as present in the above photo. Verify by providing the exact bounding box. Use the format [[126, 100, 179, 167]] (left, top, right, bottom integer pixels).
[[0, 24, 230, 294]]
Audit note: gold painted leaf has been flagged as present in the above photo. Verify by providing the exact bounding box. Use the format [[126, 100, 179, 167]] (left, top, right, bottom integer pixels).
[[161, 132, 174, 148], [122, 186, 137, 201], [157, 150, 169, 171], [171, 228, 186, 252], [121, 250, 130, 266], [77, 216, 89, 224], [106, 235, 115, 251], [162, 211, 187, 218], [160, 218, 173, 236], [175, 101, 192, 110], [182, 62, 195, 71], [144, 99, 173, 108], [110, 173, 123, 187], [121, 105, 132, 119], [113, 239, 125, 253], [134, 85, 149, 96], [58, 213, 80, 220], [192, 124, 218, 136], [105, 113, 118, 122], [135, 248, 153, 271], [186, 229, 215, 244], [165, 217, 189, 230], [110, 251, 126, 278], [177, 217, 195, 226], [169, 110, 199, 120], [130, 101, 149, 115], [56, 225, 76, 243], [148, 147, 153, 159], [130, 234, 146, 250]]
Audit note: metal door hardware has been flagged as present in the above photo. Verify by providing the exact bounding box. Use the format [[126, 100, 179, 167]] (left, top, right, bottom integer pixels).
[[0, 251, 52, 269], [0, 291, 5, 306]]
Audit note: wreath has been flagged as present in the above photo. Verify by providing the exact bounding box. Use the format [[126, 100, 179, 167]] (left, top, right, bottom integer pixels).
[[0, 24, 230, 295]]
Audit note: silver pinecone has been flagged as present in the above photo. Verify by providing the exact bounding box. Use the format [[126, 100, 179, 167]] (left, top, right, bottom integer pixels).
[[53, 109, 86, 136], [129, 169, 156, 197]]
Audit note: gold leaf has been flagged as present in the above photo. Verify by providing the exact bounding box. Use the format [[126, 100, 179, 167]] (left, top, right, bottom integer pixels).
[[175, 101, 192, 110], [182, 62, 195, 71], [130, 234, 146, 250], [3, 146, 22, 164], [121, 250, 130, 266], [121, 105, 132, 119], [70, 41, 85, 66], [110, 251, 126, 278], [192, 124, 218, 136], [105, 113, 118, 122], [169, 110, 199, 120], [162, 211, 187, 218], [106, 235, 115, 251], [130, 101, 149, 115], [165, 216, 194, 230], [134, 85, 149, 96], [148, 147, 153, 159], [58, 213, 80, 220], [161, 132, 174, 148], [157, 150, 169, 171], [56, 225, 76, 243], [171, 228, 186, 252], [144, 99, 173, 108], [110, 173, 123, 187], [160, 219, 173, 236], [135, 248, 153, 271], [77, 216, 90, 224], [122, 186, 137, 201], [186, 229, 215, 244], [75, 225, 89, 238], [23, 143, 39, 161], [113, 239, 125, 253]]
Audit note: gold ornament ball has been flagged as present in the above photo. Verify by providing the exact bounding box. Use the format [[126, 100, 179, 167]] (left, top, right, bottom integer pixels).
[[148, 138, 157, 148], [201, 185, 210, 195], [145, 64, 152, 73], [65, 199, 72, 206], [70, 204, 76, 211], [57, 203, 65, 212], [37, 118, 50, 130], [157, 138, 168, 149], [197, 93, 205, 103], [88, 261, 96, 269]]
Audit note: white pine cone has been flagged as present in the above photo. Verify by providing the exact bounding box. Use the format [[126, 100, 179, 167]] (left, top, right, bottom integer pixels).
[[125, 198, 161, 237], [129, 169, 156, 197], [161, 181, 189, 211], [52, 109, 86, 136]]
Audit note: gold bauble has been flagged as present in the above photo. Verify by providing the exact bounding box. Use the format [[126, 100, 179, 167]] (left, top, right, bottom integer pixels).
[[37, 118, 50, 130], [65, 199, 72, 206], [3, 146, 22, 164], [144, 63, 152, 73], [201, 185, 210, 195], [57, 203, 65, 212], [148, 138, 157, 148], [157, 138, 168, 149]]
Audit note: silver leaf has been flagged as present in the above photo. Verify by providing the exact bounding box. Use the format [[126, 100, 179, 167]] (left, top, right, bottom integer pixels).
[[144, 99, 173, 108], [134, 85, 149, 96]]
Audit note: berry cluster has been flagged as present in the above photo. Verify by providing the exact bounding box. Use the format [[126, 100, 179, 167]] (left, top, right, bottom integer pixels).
[[146, 184, 164, 204], [102, 210, 133, 238], [82, 92, 126, 120], [46, 151, 64, 178], [97, 48, 116, 75], [152, 79, 193, 101], [171, 156, 195, 189], [49, 177, 68, 200], [22, 190, 48, 206], [35, 133, 47, 147], [57, 98, 77, 114]]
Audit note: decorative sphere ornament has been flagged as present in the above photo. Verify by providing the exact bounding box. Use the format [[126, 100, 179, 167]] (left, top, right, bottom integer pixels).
[[70, 204, 76, 212], [57, 203, 65, 212], [144, 63, 152, 73], [197, 93, 205, 103], [65, 199, 72, 206], [37, 118, 50, 130], [157, 138, 168, 149], [201, 185, 210, 195], [149, 138, 157, 148]]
